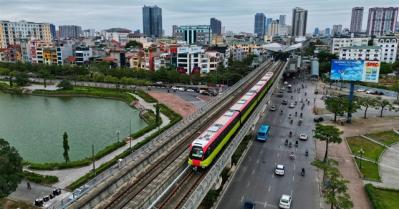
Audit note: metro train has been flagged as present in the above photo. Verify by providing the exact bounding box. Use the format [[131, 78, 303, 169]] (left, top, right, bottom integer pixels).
[[188, 63, 279, 169]]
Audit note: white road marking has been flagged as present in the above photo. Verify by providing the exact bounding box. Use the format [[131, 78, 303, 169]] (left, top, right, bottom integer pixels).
[[252, 169, 255, 175], [264, 201, 268, 208], [291, 190, 293, 196], [272, 173, 274, 178], [256, 159, 260, 165], [241, 195, 244, 203], [268, 185, 271, 192], [277, 153, 280, 158], [292, 175, 295, 182], [293, 164, 296, 171], [246, 181, 250, 188]]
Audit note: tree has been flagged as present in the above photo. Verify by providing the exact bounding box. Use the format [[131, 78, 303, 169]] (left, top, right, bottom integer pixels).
[[57, 80, 73, 90], [39, 68, 50, 88], [313, 159, 353, 209], [0, 138, 23, 198], [392, 81, 399, 102], [358, 97, 378, 119], [325, 97, 346, 122], [155, 103, 161, 126], [314, 124, 343, 162], [125, 40, 143, 49], [375, 98, 393, 117], [380, 62, 393, 74], [63, 132, 70, 163], [14, 72, 29, 86]]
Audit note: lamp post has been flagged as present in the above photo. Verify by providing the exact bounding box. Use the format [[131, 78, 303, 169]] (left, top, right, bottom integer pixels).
[[116, 129, 120, 142], [358, 148, 365, 169], [129, 119, 132, 151]]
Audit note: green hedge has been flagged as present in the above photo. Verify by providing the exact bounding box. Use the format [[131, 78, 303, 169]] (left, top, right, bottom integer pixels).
[[67, 106, 182, 190], [0, 82, 23, 94], [28, 141, 126, 170], [23, 171, 59, 185], [365, 184, 399, 209], [135, 89, 157, 103]]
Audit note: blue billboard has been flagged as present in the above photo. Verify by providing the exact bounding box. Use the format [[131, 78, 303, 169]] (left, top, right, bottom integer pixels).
[[330, 60, 364, 81]]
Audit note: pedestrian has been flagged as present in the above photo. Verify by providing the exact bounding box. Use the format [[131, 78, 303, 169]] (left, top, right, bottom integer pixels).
[[27, 182, 31, 190]]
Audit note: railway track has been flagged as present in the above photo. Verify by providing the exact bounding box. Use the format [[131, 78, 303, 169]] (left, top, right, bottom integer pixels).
[[68, 60, 275, 209], [96, 61, 284, 209], [152, 62, 286, 209]]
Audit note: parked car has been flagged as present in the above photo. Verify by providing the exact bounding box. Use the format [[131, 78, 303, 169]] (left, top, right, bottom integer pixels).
[[282, 100, 288, 105], [356, 88, 366, 92], [366, 89, 376, 94], [270, 105, 277, 111], [289, 103, 295, 108], [314, 117, 324, 123], [186, 88, 195, 92]]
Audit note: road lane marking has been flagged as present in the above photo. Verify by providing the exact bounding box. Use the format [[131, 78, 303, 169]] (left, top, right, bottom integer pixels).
[[256, 159, 260, 165], [272, 173, 274, 178], [277, 153, 279, 158], [251, 169, 255, 175], [241, 196, 244, 203], [291, 190, 293, 196], [292, 175, 295, 182], [246, 181, 250, 188], [293, 164, 296, 171], [268, 185, 271, 192], [264, 201, 267, 208]]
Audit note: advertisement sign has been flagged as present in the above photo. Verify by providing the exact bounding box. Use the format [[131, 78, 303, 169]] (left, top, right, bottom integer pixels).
[[330, 60, 364, 81], [330, 59, 380, 83], [363, 61, 380, 83]]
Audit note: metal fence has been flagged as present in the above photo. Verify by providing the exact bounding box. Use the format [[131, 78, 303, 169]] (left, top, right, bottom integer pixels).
[[48, 59, 272, 209]]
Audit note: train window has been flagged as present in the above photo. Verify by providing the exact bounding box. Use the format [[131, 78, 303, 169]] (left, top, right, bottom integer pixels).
[[190, 146, 204, 159], [238, 99, 246, 104]]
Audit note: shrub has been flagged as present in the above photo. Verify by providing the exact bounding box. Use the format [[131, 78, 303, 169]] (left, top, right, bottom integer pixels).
[[23, 171, 59, 185], [57, 80, 73, 90]]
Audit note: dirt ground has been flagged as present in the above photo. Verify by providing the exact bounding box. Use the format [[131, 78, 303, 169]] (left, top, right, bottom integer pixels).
[[0, 198, 38, 209], [316, 116, 399, 209], [148, 92, 197, 118]]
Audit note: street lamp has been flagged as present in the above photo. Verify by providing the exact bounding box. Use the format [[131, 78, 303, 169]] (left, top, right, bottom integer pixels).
[[116, 129, 120, 142], [358, 148, 365, 169]]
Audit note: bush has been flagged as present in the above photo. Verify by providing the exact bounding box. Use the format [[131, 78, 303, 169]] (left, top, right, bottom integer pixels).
[[365, 184, 399, 209], [57, 80, 73, 90], [23, 171, 59, 185]]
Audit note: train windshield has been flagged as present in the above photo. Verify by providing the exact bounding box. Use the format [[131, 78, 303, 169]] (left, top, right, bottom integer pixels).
[[190, 146, 203, 160]]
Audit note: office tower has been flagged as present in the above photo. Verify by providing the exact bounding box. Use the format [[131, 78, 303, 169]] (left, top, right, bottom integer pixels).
[[0, 20, 53, 48], [325, 28, 331, 37], [267, 20, 279, 36], [366, 7, 399, 36], [175, 25, 212, 45], [266, 18, 273, 33], [59, 25, 82, 39], [279, 15, 286, 25], [50, 24, 56, 40], [142, 5, 163, 38], [350, 7, 364, 33], [254, 13, 266, 36], [314, 27, 320, 36], [332, 24, 343, 36], [291, 7, 308, 37], [172, 25, 178, 37], [210, 18, 222, 35]]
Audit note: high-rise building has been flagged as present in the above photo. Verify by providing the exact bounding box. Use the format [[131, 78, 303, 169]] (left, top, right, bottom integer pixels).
[[210, 18, 222, 35], [266, 18, 273, 33], [350, 7, 364, 33], [291, 7, 308, 37], [332, 24, 343, 36], [172, 25, 178, 37], [267, 20, 279, 36], [366, 7, 399, 36], [59, 25, 82, 39], [325, 28, 331, 37], [50, 24, 56, 40], [0, 20, 53, 48], [142, 5, 163, 38], [175, 25, 212, 45], [254, 13, 266, 36], [314, 27, 320, 36], [279, 15, 286, 25]]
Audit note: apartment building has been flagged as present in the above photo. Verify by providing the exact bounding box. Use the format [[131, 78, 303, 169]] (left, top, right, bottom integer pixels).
[[331, 37, 370, 54], [373, 36, 398, 63], [0, 20, 52, 48], [339, 46, 381, 61]]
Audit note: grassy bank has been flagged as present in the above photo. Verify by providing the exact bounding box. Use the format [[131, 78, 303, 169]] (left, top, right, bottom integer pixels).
[[366, 131, 399, 146], [23, 171, 59, 185], [32, 86, 138, 104], [135, 89, 157, 103], [67, 105, 182, 190], [365, 184, 399, 209]]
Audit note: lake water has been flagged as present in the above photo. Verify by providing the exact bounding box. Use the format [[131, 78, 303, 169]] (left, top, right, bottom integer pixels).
[[0, 92, 147, 163]]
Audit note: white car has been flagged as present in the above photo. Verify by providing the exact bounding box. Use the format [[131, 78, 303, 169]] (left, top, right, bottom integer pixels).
[[279, 194, 292, 209], [299, 133, 308, 141], [366, 89, 376, 94], [289, 103, 295, 108], [186, 88, 195, 92], [275, 164, 285, 176], [356, 88, 366, 92], [270, 105, 277, 111], [171, 86, 178, 90], [178, 87, 185, 91]]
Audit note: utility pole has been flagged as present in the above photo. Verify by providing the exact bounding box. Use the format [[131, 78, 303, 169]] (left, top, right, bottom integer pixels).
[[92, 144, 96, 176]]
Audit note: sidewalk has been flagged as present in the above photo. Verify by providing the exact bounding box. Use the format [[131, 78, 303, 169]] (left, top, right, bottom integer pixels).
[[23, 93, 170, 189], [316, 116, 399, 209]]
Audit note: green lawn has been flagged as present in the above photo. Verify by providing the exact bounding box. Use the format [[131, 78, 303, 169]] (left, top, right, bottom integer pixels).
[[347, 136, 385, 161], [366, 131, 399, 146], [365, 184, 399, 209], [355, 159, 380, 181]]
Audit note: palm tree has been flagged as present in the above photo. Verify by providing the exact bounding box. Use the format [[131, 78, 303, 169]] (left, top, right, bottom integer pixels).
[[314, 124, 343, 162]]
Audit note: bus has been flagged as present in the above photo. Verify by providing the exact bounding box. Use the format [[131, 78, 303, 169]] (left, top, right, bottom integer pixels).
[[257, 124, 270, 141]]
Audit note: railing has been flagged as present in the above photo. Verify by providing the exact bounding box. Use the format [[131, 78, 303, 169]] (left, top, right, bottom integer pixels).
[[180, 60, 288, 209]]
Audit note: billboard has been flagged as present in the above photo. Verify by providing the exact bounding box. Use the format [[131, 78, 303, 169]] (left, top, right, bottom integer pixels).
[[330, 60, 379, 83]]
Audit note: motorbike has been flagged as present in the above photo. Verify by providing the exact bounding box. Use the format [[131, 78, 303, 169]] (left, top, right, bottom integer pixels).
[[289, 131, 292, 137], [290, 153, 295, 160], [295, 112, 297, 117], [285, 139, 288, 146], [301, 168, 305, 176], [288, 142, 292, 148], [295, 141, 298, 147], [298, 119, 302, 126], [280, 110, 283, 115], [305, 150, 309, 156], [300, 113, 303, 118], [290, 119, 293, 124]]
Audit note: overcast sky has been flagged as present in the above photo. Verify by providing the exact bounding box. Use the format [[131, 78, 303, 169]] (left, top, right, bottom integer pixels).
[[0, 0, 398, 35]]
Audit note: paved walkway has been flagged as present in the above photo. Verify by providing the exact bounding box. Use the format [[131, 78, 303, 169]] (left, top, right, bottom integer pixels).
[[366, 140, 399, 190], [24, 93, 170, 189]]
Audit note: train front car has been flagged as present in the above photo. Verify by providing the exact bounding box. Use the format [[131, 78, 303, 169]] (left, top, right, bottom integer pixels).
[[188, 70, 275, 170]]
